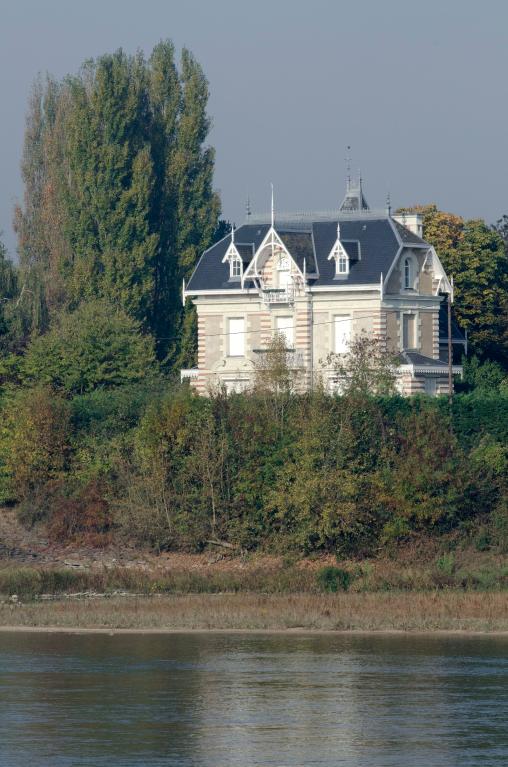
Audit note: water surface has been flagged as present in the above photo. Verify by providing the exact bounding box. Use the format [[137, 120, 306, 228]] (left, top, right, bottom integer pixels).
[[0, 631, 506, 766]]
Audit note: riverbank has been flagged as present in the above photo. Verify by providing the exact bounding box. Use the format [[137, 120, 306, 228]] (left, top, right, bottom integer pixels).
[[1, 592, 507, 632]]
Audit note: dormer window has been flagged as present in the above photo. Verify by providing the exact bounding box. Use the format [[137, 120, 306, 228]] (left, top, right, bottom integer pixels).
[[404, 257, 411, 289], [337, 251, 348, 275], [402, 254, 418, 291], [328, 240, 349, 276], [230, 255, 242, 280]]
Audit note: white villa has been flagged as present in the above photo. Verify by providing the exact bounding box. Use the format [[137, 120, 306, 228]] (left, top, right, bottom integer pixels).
[[182, 177, 465, 395]]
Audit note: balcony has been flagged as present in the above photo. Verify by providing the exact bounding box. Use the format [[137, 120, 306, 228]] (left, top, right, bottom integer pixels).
[[180, 368, 199, 382], [261, 287, 294, 304]]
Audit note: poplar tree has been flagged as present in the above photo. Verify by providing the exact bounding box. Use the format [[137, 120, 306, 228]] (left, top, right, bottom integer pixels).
[[15, 41, 220, 364]]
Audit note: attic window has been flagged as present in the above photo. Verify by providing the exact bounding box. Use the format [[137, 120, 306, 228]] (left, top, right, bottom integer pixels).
[[230, 256, 242, 280], [337, 251, 348, 275]]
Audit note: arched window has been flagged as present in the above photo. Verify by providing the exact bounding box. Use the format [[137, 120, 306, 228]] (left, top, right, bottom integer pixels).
[[404, 257, 412, 289], [230, 256, 242, 279]]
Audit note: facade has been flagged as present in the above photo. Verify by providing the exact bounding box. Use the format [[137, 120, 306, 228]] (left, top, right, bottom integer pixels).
[[183, 179, 465, 396]]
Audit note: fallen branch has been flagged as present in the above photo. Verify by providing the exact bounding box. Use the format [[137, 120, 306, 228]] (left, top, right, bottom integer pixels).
[[205, 539, 238, 550]]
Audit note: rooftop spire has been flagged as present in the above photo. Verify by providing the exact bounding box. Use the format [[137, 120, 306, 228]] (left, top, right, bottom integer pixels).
[[231, 221, 235, 243], [339, 167, 370, 213], [271, 183, 275, 228], [345, 145, 352, 191]]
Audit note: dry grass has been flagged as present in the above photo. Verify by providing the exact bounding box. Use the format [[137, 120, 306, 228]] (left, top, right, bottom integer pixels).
[[1, 592, 507, 633]]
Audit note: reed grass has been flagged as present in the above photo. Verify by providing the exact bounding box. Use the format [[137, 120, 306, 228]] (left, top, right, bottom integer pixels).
[[1, 592, 507, 632]]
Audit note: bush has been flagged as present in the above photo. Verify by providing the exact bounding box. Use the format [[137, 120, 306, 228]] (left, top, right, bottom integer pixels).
[[21, 300, 157, 395], [316, 566, 351, 593], [0, 386, 71, 502]]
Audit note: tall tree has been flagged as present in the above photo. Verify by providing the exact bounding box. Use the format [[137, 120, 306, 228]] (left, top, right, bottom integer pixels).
[[14, 42, 220, 364]]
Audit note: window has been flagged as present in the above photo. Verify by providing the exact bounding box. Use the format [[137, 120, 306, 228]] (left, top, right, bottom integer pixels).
[[334, 315, 351, 354], [336, 251, 349, 275], [404, 258, 413, 290], [228, 318, 245, 356], [275, 316, 294, 348], [402, 314, 416, 349], [230, 256, 242, 280]]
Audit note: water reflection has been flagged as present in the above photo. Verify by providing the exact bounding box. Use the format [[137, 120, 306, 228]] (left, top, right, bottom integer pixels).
[[0, 632, 506, 766]]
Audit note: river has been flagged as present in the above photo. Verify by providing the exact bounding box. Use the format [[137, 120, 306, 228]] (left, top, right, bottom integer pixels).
[[0, 631, 506, 766]]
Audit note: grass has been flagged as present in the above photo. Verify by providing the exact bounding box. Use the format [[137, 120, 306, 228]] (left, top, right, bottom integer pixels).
[[0, 553, 507, 601], [1, 592, 507, 632]]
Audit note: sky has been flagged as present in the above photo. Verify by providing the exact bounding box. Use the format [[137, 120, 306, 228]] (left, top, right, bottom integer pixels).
[[1, 0, 507, 259]]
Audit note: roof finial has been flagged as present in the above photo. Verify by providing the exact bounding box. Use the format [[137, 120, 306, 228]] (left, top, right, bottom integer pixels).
[[386, 191, 391, 216], [246, 195, 251, 218], [337, 219, 341, 241], [271, 183, 275, 228], [345, 145, 352, 191], [231, 221, 235, 244]]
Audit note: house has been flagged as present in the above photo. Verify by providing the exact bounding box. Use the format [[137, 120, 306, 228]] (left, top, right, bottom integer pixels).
[[182, 177, 465, 395]]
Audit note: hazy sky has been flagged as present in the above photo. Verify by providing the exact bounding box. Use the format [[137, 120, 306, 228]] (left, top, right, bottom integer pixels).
[[1, 0, 507, 258]]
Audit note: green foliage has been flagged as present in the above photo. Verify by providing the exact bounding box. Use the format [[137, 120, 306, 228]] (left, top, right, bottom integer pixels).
[[316, 566, 351, 592], [325, 333, 400, 397], [462, 355, 507, 393], [2, 379, 508, 556], [0, 386, 71, 502], [436, 553, 455, 576], [21, 300, 157, 394], [15, 42, 220, 363]]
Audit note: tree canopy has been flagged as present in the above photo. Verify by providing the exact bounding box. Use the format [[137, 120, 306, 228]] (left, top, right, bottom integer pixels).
[[21, 300, 157, 395], [13, 42, 220, 365]]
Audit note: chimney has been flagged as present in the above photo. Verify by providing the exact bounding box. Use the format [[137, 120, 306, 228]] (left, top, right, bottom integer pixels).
[[393, 213, 423, 239]]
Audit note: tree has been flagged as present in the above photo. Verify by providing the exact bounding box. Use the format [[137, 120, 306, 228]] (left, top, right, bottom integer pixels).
[[0, 237, 18, 345], [398, 204, 508, 364], [325, 334, 400, 397], [493, 214, 508, 252], [21, 300, 157, 395], [14, 42, 221, 364]]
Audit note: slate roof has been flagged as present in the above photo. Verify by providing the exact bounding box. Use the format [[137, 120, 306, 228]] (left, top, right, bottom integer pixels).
[[186, 215, 418, 292], [398, 351, 449, 368], [438, 302, 466, 343], [391, 218, 427, 246]]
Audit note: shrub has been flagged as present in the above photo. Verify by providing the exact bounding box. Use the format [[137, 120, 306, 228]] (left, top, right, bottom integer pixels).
[[316, 566, 351, 593], [1, 386, 71, 502], [436, 553, 456, 576], [21, 300, 157, 395], [47, 481, 111, 545]]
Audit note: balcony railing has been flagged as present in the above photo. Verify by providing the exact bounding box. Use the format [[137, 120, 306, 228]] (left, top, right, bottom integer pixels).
[[180, 368, 199, 382], [261, 287, 294, 304]]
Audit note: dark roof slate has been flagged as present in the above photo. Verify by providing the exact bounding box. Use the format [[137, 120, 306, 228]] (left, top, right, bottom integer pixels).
[[278, 231, 317, 274], [391, 219, 427, 245], [438, 302, 466, 342], [186, 217, 423, 291], [397, 351, 449, 368]]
